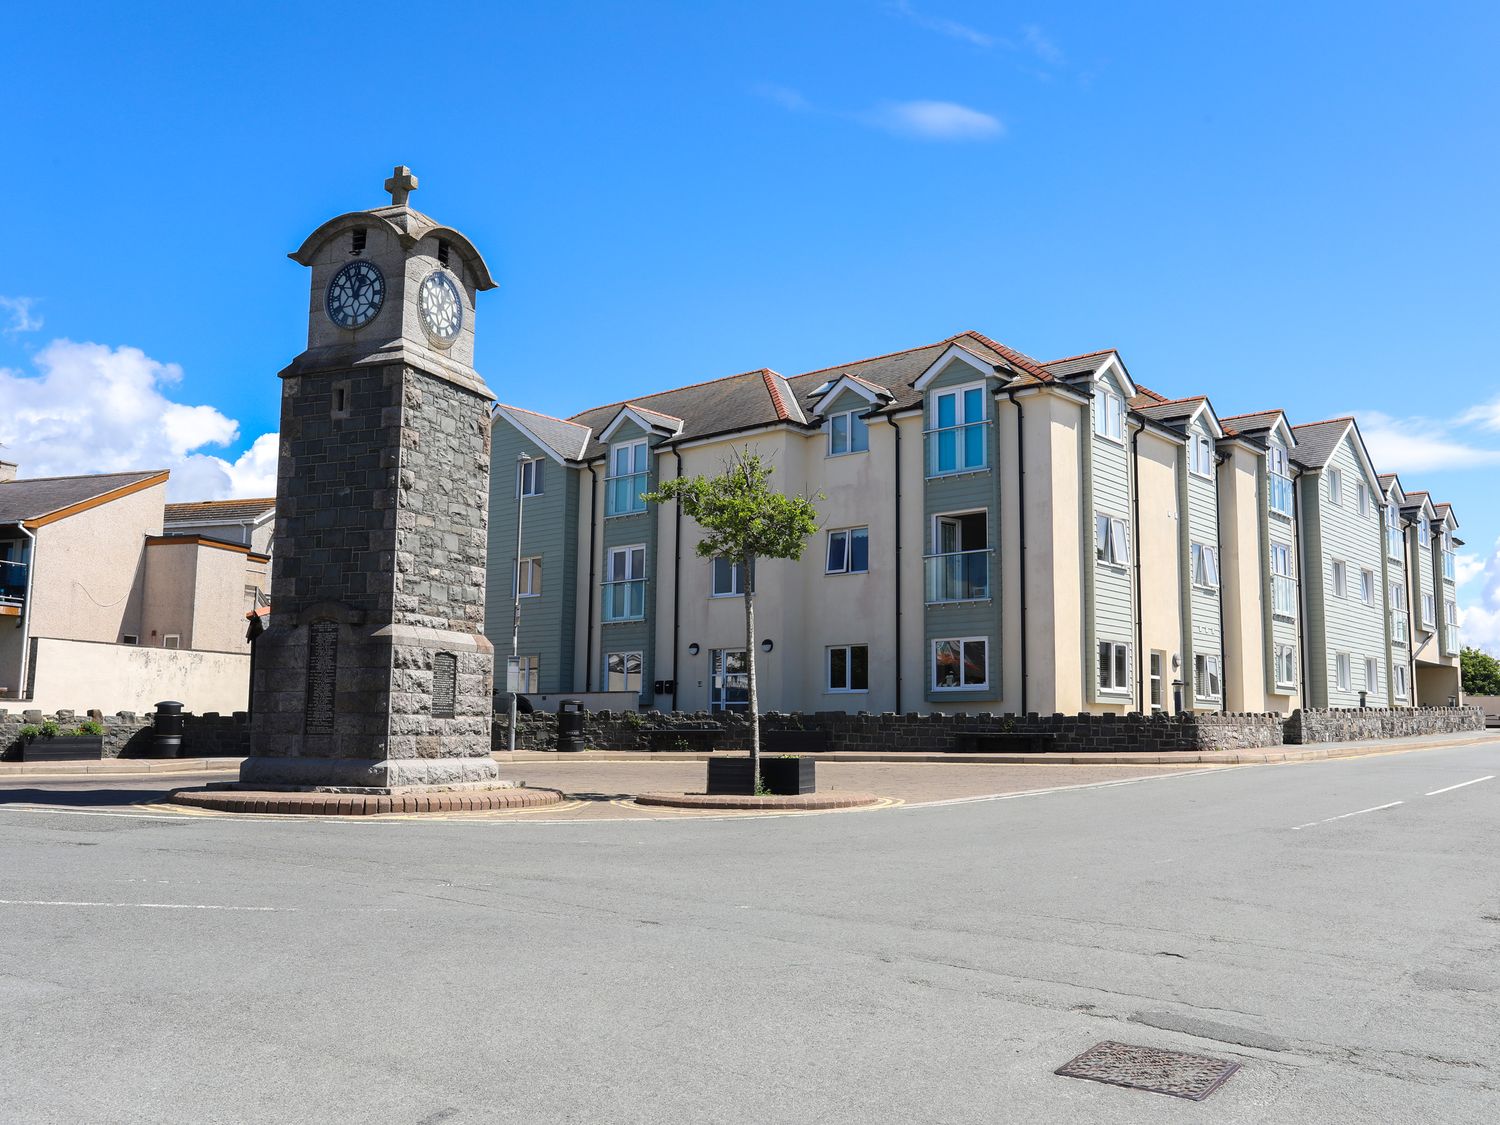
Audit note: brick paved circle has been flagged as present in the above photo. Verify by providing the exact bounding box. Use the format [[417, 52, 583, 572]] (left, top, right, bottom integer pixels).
[[168, 786, 565, 816], [633, 791, 882, 811]]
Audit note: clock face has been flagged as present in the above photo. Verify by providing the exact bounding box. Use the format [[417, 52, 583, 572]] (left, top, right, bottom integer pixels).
[[325, 261, 384, 329], [418, 270, 463, 347]]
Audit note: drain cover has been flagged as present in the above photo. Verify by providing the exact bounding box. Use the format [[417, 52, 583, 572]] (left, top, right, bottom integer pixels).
[[1056, 1041, 1239, 1101]]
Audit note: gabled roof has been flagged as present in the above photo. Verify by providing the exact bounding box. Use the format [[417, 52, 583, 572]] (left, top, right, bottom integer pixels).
[[1220, 409, 1297, 450], [1400, 489, 1437, 519], [1433, 501, 1458, 529], [1292, 417, 1382, 486], [164, 498, 275, 525], [492, 403, 593, 463], [1134, 395, 1224, 439], [1043, 349, 1117, 380], [1379, 473, 1406, 506], [597, 403, 686, 443], [0, 470, 169, 528], [808, 373, 893, 416]]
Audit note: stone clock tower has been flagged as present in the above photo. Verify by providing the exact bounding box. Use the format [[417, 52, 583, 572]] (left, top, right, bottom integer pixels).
[[242, 167, 501, 790]]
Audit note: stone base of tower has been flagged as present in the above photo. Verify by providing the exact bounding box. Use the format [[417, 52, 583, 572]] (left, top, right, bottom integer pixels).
[[239, 754, 503, 791]]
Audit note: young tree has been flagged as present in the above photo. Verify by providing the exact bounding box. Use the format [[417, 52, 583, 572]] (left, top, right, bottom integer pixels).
[[645, 449, 820, 787], [1461, 646, 1500, 696]]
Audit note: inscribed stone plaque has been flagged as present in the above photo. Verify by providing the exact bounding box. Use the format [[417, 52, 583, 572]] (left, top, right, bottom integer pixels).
[[432, 652, 457, 719], [305, 621, 339, 734]]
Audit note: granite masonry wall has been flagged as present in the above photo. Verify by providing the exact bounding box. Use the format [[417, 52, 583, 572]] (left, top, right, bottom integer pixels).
[[1284, 706, 1484, 744], [0, 709, 251, 761]]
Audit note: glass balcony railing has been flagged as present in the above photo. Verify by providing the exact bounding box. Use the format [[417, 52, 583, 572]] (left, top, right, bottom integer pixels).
[[0, 559, 27, 607], [924, 549, 991, 603], [1390, 611, 1409, 645], [605, 471, 649, 516], [600, 579, 646, 622], [1271, 574, 1297, 620], [926, 421, 989, 477], [1269, 473, 1294, 517]]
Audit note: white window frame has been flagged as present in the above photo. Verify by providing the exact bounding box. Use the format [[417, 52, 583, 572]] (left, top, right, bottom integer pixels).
[[1446, 597, 1458, 627], [1365, 656, 1380, 694], [1418, 519, 1430, 548], [1268, 444, 1294, 518], [604, 650, 643, 694], [1394, 663, 1409, 699], [1094, 385, 1124, 443], [826, 644, 870, 693], [1095, 513, 1130, 567], [1189, 433, 1215, 478], [826, 526, 870, 575], [932, 636, 989, 692], [928, 382, 989, 475], [603, 544, 647, 621], [162, 634, 181, 649], [121, 634, 140, 646], [711, 557, 744, 597], [1327, 468, 1344, 507], [1332, 559, 1347, 599], [1149, 650, 1166, 712], [1274, 644, 1297, 690], [826, 409, 870, 457], [1191, 542, 1220, 590], [1357, 481, 1371, 518], [1421, 592, 1436, 628], [1194, 653, 1222, 701], [1360, 568, 1375, 606], [1336, 652, 1352, 692], [605, 439, 649, 516], [518, 457, 544, 498], [516, 555, 542, 598], [1271, 542, 1297, 620], [1098, 641, 1131, 695], [1386, 502, 1403, 558], [517, 654, 540, 694]]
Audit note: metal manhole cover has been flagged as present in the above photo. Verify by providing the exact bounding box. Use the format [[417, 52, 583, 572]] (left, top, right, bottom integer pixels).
[[1056, 1040, 1239, 1101]]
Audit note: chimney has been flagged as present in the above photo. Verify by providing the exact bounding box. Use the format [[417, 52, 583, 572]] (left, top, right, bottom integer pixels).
[[0, 461, 16, 484]]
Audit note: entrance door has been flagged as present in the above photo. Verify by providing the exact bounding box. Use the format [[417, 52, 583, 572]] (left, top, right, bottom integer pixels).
[[710, 649, 749, 712]]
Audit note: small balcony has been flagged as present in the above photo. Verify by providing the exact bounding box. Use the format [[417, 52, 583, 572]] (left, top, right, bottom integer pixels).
[[0, 559, 26, 611], [1390, 611, 1409, 645], [601, 579, 646, 622], [925, 549, 991, 604]]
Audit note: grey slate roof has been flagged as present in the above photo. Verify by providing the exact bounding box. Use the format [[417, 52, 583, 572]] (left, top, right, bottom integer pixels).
[[164, 498, 275, 524], [493, 404, 593, 461], [1221, 410, 1286, 437], [0, 470, 164, 525], [1289, 418, 1353, 468], [1043, 350, 1116, 380], [1136, 397, 1205, 427]]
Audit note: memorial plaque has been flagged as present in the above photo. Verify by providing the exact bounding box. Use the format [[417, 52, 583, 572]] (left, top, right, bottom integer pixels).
[[305, 621, 339, 734], [432, 652, 458, 719]]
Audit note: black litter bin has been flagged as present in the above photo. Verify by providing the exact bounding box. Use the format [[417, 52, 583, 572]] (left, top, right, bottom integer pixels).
[[557, 699, 586, 753], [152, 700, 184, 759]]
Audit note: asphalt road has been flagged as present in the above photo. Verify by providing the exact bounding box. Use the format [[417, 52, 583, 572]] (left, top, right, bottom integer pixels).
[[2, 743, 1497, 1123]]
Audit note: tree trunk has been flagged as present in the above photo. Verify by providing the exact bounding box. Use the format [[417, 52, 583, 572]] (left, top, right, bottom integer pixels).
[[743, 552, 760, 790]]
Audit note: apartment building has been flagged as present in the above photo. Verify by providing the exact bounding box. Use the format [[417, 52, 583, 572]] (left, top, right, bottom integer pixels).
[[487, 331, 1464, 716]]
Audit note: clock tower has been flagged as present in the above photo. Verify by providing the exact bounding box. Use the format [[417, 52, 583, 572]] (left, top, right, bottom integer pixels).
[[243, 167, 502, 790]]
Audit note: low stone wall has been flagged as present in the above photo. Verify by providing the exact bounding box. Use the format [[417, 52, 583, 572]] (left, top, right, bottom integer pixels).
[[1284, 706, 1485, 745], [0, 709, 251, 761], [500, 708, 1287, 755]]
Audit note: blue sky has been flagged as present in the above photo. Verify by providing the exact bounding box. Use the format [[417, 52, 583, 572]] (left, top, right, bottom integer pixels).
[[3, 1, 1499, 642]]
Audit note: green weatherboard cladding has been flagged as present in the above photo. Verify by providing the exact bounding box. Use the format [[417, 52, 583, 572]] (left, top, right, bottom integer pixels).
[[1088, 368, 1134, 706], [600, 418, 659, 703]]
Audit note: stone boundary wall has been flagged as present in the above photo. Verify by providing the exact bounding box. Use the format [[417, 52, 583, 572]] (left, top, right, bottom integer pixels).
[[0, 709, 251, 761], [1284, 706, 1485, 745], [500, 708, 1287, 755]]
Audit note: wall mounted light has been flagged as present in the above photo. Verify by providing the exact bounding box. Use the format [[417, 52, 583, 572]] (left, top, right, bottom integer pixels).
[[687, 643, 700, 656], [761, 639, 774, 653]]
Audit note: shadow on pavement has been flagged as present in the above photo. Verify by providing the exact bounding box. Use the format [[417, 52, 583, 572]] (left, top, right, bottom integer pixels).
[[0, 787, 173, 808]]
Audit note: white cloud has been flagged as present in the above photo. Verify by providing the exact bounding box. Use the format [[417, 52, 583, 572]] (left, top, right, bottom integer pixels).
[[0, 296, 43, 336], [864, 100, 1004, 141], [1458, 394, 1500, 433], [1457, 537, 1500, 654], [1357, 409, 1500, 472], [1022, 24, 1063, 65], [0, 339, 277, 501], [887, 1, 996, 48]]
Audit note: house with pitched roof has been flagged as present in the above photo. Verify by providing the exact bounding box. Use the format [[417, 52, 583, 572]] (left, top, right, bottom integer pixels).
[[488, 332, 1466, 717], [0, 461, 266, 711]]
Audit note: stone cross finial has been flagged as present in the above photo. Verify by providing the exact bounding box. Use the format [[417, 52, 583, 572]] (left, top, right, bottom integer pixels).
[[384, 165, 418, 207]]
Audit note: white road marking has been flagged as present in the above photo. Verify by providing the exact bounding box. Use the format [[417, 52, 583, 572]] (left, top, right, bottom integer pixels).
[[0, 899, 284, 911], [1291, 801, 1403, 830], [1424, 775, 1495, 797], [898, 766, 1239, 810]]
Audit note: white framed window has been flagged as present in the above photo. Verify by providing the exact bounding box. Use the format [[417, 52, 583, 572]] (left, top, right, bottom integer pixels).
[[826, 527, 869, 574], [933, 636, 988, 691], [1191, 543, 1220, 589], [1421, 592, 1436, 627], [1365, 656, 1380, 693], [710, 648, 749, 712], [1446, 597, 1458, 627], [1336, 652, 1351, 692], [605, 651, 643, 694], [602, 545, 647, 621], [1332, 559, 1347, 598], [1418, 519, 1430, 548], [1357, 481, 1371, 518], [1327, 468, 1344, 507], [1194, 653, 1222, 700], [518, 457, 544, 497], [1189, 433, 1214, 478], [827, 644, 870, 693], [1098, 641, 1131, 694], [1094, 385, 1124, 442], [161, 634, 181, 649], [826, 409, 870, 457], [516, 655, 540, 694], [929, 383, 988, 475], [605, 439, 649, 516], [1095, 513, 1130, 566], [1268, 444, 1294, 517], [1442, 534, 1456, 580], [711, 557, 744, 597], [1271, 542, 1296, 619], [1274, 644, 1297, 689], [516, 556, 542, 598], [1394, 663, 1409, 699], [121, 634, 139, 646], [1386, 503, 1403, 558], [1389, 581, 1409, 645], [1360, 568, 1375, 606], [1150, 651, 1166, 712]]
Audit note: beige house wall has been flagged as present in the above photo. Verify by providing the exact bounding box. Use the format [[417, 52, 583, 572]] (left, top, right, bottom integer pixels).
[[25, 636, 249, 714], [1219, 443, 1267, 710], [1137, 430, 1183, 711]]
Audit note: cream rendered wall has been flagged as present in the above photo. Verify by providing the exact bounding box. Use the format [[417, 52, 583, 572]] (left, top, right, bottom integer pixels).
[[26, 636, 248, 714], [28, 480, 165, 644], [141, 542, 198, 647], [1137, 430, 1183, 712], [896, 410, 927, 714], [192, 545, 258, 653], [993, 395, 1024, 714], [1218, 443, 1267, 711]]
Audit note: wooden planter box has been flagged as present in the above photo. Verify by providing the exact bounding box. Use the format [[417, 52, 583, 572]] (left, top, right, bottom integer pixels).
[[950, 732, 1056, 755], [706, 756, 816, 795], [24, 735, 106, 762]]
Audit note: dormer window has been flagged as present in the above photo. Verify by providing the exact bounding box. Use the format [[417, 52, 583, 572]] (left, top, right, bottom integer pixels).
[[1418, 519, 1430, 548], [1268, 444, 1293, 517], [606, 439, 649, 516], [1189, 433, 1214, 478], [928, 384, 987, 475], [1094, 386, 1124, 442], [827, 409, 869, 456]]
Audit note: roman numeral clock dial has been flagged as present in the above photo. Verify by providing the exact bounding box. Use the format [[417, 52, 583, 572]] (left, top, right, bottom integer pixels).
[[325, 260, 384, 328]]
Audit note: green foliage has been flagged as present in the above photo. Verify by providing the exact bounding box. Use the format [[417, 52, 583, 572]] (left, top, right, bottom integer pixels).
[[76, 720, 104, 737], [1461, 646, 1500, 696], [644, 449, 822, 569], [19, 724, 40, 739], [39, 720, 59, 738]]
